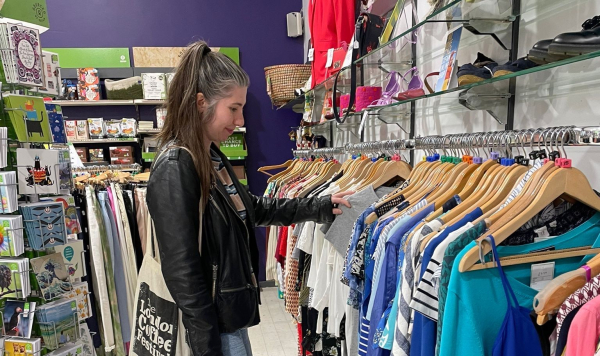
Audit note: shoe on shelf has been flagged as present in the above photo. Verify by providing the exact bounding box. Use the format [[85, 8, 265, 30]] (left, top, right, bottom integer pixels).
[[492, 57, 538, 78], [393, 67, 426, 101], [528, 16, 600, 63], [549, 26, 600, 56], [457, 53, 498, 85], [368, 71, 401, 108]]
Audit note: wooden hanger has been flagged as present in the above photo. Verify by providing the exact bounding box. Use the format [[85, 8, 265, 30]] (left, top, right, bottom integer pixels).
[[459, 164, 600, 272], [533, 253, 600, 325], [258, 160, 293, 176], [365, 160, 411, 191], [267, 159, 300, 183]]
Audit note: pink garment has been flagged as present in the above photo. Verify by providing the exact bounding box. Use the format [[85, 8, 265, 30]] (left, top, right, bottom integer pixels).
[[566, 295, 600, 356]]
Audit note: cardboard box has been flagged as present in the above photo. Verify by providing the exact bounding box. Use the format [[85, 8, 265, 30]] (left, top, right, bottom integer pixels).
[[88, 149, 104, 162], [109, 146, 134, 159], [75, 147, 88, 162], [110, 157, 134, 165]]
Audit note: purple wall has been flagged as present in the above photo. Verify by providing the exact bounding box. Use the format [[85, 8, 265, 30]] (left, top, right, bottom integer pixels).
[[42, 0, 304, 280]]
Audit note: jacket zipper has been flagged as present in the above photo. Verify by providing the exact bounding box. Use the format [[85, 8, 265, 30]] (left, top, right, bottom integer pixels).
[[212, 265, 218, 302], [214, 187, 257, 286], [221, 284, 255, 293]]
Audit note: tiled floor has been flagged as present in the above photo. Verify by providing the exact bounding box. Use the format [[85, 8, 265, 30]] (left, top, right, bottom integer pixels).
[[248, 287, 299, 356]]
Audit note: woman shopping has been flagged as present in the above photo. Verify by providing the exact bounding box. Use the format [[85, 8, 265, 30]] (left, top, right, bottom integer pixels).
[[145, 41, 351, 356]]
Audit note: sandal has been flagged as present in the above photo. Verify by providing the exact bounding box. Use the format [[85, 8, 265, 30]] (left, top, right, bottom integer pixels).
[[368, 71, 401, 108]]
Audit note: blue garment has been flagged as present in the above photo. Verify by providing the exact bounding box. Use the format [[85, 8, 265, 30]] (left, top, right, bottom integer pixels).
[[380, 222, 422, 350], [360, 222, 381, 356], [488, 236, 543, 356], [221, 328, 253, 356], [369, 205, 435, 356], [411, 208, 482, 356], [98, 191, 131, 344], [346, 207, 375, 291], [368, 215, 411, 319], [439, 212, 600, 356], [363, 217, 394, 316]]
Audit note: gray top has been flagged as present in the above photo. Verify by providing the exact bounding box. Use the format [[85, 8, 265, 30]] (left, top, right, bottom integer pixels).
[[323, 186, 381, 255]]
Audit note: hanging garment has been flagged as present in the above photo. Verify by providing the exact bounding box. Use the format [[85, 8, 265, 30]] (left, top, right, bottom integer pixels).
[[308, 0, 356, 87], [98, 190, 131, 345], [122, 189, 143, 270], [488, 236, 543, 356], [410, 208, 483, 356], [556, 305, 584, 356], [556, 272, 600, 336], [266, 226, 278, 281], [73, 191, 102, 349], [438, 212, 600, 356], [87, 187, 125, 355], [135, 188, 149, 255], [114, 184, 139, 309]]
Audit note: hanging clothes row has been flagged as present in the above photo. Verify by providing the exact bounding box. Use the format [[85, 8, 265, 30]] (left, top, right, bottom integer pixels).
[[261, 126, 600, 356], [72, 170, 150, 356]]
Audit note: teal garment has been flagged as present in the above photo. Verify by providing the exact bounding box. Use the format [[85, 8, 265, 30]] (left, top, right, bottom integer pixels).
[[439, 212, 600, 356], [436, 221, 487, 356]]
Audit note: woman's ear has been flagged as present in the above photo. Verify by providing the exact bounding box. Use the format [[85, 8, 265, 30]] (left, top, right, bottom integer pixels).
[[196, 93, 206, 113]]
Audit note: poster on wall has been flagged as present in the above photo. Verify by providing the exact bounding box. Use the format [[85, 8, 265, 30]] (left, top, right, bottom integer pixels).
[[132, 47, 240, 67]]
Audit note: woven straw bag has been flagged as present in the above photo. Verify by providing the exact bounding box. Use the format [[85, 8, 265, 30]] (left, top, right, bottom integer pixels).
[[264, 64, 311, 106]]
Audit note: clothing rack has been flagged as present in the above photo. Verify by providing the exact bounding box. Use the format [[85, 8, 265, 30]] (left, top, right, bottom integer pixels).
[[293, 126, 600, 157]]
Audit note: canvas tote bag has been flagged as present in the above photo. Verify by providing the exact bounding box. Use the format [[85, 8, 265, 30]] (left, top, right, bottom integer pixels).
[[130, 146, 202, 356]]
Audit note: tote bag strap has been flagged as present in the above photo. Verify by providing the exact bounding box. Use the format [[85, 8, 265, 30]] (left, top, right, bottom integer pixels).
[[147, 145, 204, 264]]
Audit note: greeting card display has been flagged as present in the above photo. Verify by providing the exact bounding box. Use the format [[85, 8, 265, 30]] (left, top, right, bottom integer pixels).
[[4, 338, 41, 356], [17, 148, 61, 195], [0, 258, 30, 299], [3, 95, 52, 143], [31, 253, 72, 300], [20, 201, 67, 251], [0, 127, 7, 168], [38, 51, 62, 96], [0, 172, 18, 214], [41, 195, 81, 241], [45, 104, 67, 143], [0, 24, 43, 87], [3, 300, 36, 338], [65, 281, 92, 320], [46, 342, 84, 356], [0, 216, 24, 257], [52, 241, 85, 279], [36, 298, 78, 350]]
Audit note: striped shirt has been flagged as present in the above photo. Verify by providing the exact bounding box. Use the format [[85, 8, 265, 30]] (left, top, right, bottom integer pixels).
[[211, 152, 247, 221]]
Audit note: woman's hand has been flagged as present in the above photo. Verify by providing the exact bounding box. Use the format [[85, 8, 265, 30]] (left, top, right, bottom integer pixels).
[[332, 191, 354, 215]]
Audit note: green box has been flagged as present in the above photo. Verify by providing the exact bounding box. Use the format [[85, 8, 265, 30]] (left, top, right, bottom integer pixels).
[[44, 48, 131, 68]]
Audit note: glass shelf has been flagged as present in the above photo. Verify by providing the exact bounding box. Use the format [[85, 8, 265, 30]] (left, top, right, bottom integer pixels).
[[355, 0, 516, 67], [353, 49, 600, 117]]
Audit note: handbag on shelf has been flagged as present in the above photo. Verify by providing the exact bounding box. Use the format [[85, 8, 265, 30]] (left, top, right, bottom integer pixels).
[[327, 45, 349, 77], [355, 86, 383, 111], [332, 12, 385, 124]]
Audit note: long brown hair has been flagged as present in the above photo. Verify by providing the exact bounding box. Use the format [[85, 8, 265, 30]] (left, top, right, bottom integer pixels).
[[158, 41, 250, 206]]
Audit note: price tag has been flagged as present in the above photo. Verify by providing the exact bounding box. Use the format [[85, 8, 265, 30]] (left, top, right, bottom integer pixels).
[[530, 262, 555, 291], [325, 48, 334, 68], [308, 48, 314, 62], [354, 40, 360, 49]]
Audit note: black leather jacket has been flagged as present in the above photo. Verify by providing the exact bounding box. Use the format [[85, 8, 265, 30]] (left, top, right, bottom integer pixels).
[[147, 144, 335, 356]]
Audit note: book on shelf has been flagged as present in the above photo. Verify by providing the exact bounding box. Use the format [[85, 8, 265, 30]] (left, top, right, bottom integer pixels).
[[36, 298, 78, 350], [3, 95, 53, 143], [0, 258, 30, 299], [30, 253, 73, 301], [3, 300, 36, 338], [20, 201, 67, 251], [4, 337, 41, 356]]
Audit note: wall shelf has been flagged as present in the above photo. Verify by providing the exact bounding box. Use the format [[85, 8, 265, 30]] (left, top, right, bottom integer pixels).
[[70, 138, 139, 144]]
